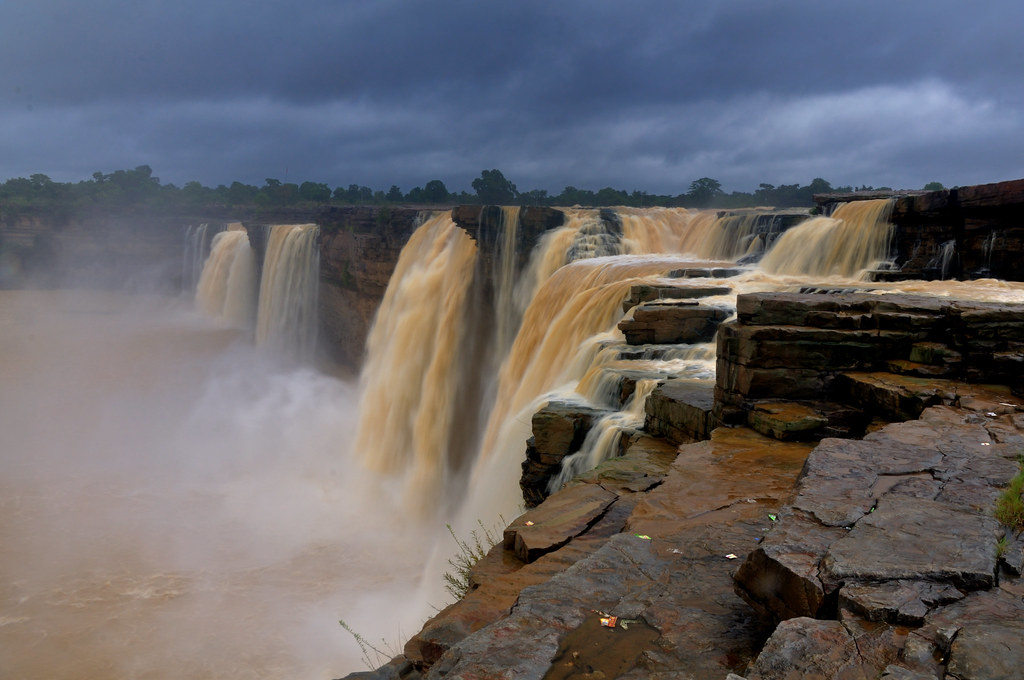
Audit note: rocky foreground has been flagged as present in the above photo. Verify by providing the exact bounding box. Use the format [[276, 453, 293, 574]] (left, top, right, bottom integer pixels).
[[344, 289, 1023, 680]]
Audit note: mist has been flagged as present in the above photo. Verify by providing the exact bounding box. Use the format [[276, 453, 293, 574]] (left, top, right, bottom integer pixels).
[[0, 289, 437, 679]]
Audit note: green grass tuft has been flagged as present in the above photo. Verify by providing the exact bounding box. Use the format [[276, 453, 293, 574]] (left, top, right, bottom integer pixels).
[[994, 459, 1024, 531]]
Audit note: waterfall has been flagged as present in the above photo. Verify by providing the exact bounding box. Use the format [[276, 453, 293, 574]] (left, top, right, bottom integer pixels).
[[353, 213, 479, 510], [758, 199, 894, 277], [254, 224, 320, 361], [493, 206, 523, 357], [194, 228, 257, 329], [182, 223, 218, 294], [938, 239, 958, 280], [360, 200, 908, 528]]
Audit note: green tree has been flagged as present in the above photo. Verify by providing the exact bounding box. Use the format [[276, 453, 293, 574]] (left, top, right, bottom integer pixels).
[[806, 177, 833, 195], [405, 186, 425, 203], [386, 185, 404, 202], [518, 188, 549, 206], [472, 169, 517, 205], [298, 181, 331, 203], [923, 181, 945, 191], [423, 179, 450, 204], [686, 177, 723, 207]]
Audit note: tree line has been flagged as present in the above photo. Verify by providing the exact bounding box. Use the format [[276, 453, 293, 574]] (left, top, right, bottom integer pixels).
[[0, 165, 942, 220]]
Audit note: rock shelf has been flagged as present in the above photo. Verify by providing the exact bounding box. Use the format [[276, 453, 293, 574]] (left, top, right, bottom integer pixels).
[[344, 291, 1024, 680]]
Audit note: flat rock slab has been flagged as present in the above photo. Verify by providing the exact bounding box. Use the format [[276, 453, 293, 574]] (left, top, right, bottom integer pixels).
[[902, 588, 1024, 679], [735, 406, 1021, 624], [838, 371, 1024, 422], [745, 617, 892, 680], [748, 401, 829, 441], [622, 283, 733, 312], [947, 625, 1024, 680], [667, 266, 747, 279], [839, 580, 965, 626], [505, 484, 617, 562]]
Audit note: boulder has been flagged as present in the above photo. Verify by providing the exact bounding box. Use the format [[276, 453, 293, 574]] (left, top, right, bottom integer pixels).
[[744, 617, 894, 680], [521, 401, 605, 507], [643, 378, 716, 443]]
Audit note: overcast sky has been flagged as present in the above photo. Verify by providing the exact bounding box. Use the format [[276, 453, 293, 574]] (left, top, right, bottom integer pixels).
[[2, 0, 1023, 195]]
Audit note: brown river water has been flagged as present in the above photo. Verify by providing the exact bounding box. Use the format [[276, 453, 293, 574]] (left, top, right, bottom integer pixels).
[[0, 290, 433, 679]]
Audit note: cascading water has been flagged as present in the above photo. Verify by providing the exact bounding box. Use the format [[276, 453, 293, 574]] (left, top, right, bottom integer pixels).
[[7, 197, 1021, 679], [759, 199, 895, 277], [353, 213, 479, 510], [255, 224, 320, 361], [938, 239, 958, 280], [182, 223, 216, 294], [195, 228, 257, 329], [547, 378, 661, 494]]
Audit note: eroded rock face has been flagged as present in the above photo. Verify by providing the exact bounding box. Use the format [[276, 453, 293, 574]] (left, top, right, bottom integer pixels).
[[819, 178, 1024, 281], [521, 401, 607, 507], [716, 292, 1024, 433], [316, 207, 424, 368]]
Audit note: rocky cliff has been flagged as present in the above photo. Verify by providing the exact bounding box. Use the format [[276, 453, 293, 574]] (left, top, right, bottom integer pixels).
[[0, 211, 197, 291], [817, 178, 1024, 282], [346, 291, 1024, 680]]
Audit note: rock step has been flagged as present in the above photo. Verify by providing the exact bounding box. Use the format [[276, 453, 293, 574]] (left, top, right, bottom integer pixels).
[[836, 371, 1024, 422], [747, 401, 829, 441], [521, 401, 606, 508], [621, 283, 732, 313], [619, 302, 729, 345], [643, 378, 715, 444], [666, 266, 747, 279]]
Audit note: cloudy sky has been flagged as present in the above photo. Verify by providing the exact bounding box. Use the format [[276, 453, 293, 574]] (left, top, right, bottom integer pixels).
[[1, 0, 1022, 195]]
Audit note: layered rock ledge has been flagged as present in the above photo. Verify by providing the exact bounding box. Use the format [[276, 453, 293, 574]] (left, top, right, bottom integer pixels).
[[344, 291, 1024, 680]]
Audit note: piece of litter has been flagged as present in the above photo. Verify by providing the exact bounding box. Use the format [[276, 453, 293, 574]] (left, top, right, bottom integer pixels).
[[670, 548, 683, 554], [600, 616, 618, 628], [725, 553, 738, 560], [767, 514, 778, 522], [980, 442, 991, 446], [986, 412, 998, 417], [525, 521, 534, 526], [634, 534, 651, 540]]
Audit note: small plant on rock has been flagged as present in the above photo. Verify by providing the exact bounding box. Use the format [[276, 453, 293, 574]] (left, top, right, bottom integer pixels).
[[442, 519, 502, 602], [338, 618, 402, 670], [994, 459, 1024, 531]]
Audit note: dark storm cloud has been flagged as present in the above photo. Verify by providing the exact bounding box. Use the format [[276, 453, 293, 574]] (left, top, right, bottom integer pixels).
[[1, 0, 1023, 193]]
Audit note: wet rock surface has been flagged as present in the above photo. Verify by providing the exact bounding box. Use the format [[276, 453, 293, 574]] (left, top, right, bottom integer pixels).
[[734, 405, 1024, 678], [381, 428, 816, 680], [343, 290, 1024, 680], [643, 378, 716, 444], [521, 400, 607, 507], [716, 292, 1024, 432], [619, 301, 730, 345]]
